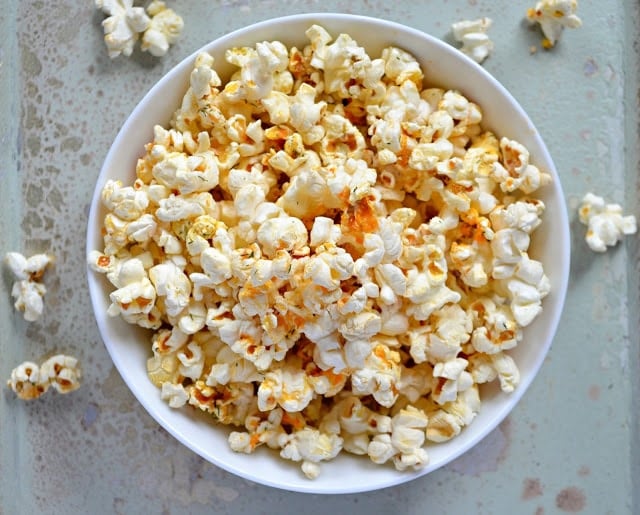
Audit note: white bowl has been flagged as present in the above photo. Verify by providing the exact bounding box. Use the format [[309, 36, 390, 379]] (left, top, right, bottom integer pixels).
[[86, 13, 570, 494]]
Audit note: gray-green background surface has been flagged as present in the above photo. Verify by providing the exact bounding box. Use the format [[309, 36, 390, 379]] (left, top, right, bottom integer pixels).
[[1, 1, 638, 513]]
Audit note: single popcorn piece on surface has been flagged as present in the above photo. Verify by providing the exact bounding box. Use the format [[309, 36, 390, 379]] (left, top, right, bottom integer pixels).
[[39, 354, 82, 394], [6, 361, 45, 400], [579, 193, 637, 252], [5, 252, 52, 322], [95, 0, 150, 58], [5, 252, 52, 281], [10, 280, 47, 323], [526, 0, 582, 49], [141, 0, 184, 57], [7, 355, 81, 400], [451, 18, 494, 64], [90, 24, 555, 479]]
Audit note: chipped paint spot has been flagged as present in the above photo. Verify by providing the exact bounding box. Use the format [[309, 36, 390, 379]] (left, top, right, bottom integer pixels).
[[577, 465, 590, 476], [583, 58, 599, 77], [82, 402, 99, 429], [522, 477, 543, 500], [556, 486, 586, 512], [448, 418, 511, 476], [603, 64, 616, 82], [588, 384, 600, 401]]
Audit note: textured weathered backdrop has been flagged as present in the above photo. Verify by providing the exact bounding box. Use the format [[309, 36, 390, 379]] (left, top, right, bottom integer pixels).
[[0, 1, 638, 513]]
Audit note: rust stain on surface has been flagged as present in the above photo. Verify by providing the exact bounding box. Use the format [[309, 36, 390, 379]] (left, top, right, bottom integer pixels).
[[588, 384, 601, 401], [521, 477, 543, 500], [556, 486, 587, 512]]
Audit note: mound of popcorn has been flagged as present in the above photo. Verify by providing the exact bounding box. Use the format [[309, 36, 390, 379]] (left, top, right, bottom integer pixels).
[[7, 355, 82, 400], [526, 0, 582, 49], [89, 24, 552, 478], [5, 252, 52, 322], [578, 193, 637, 252]]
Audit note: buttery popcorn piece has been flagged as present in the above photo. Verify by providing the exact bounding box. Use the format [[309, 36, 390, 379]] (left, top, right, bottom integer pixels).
[[526, 0, 582, 49], [6, 361, 44, 400], [451, 18, 494, 64], [7, 355, 81, 400], [90, 24, 553, 479], [578, 193, 637, 252]]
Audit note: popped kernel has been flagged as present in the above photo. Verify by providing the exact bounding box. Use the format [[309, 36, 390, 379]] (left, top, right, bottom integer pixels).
[[7, 355, 81, 400], [5, 252, 52, 322], [90, 24, 552, 479], [451, 18, 494, 64], [578, 192, 637, 252], [96, 0, 183, 58], [526, 0, 582, 49]]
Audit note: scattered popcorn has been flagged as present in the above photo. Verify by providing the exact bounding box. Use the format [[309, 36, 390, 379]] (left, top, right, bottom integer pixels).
[[5, 252, 52, 322], [96, 0, 183, 58], [90, 25, 552, 478], [578, 193, 637, 252], [526, 0, 582, 49], [451, 18, 494, 64], [95, 0, 150, 58], [141, 1, 184, 57], [7, 355, 81, 400]]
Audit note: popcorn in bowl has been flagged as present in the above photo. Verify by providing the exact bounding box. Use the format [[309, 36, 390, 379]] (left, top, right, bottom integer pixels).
[[86, 15, 569, 491]]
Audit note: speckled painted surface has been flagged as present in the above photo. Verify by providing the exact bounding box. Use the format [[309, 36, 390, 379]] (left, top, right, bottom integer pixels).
[[0, 1, 638, 513]]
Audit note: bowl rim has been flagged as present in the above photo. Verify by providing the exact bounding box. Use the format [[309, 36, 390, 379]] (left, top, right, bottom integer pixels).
[[86, 12, 571, 494]]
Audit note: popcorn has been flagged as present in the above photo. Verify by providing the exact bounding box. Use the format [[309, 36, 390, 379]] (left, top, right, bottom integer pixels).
[[96, 0, 183, 58], [108, 271, 157, 327], [351, 343, 401, 407], [101, 179, 149, 221], [152, 150, 219, 195], [149, 261, 191, 317], [491, 352, 521, 393], [451, 18, 494, 64], [5, 252, 52, 321], [90, 25, 553, 479], [258, 363, 314, 413], [491, 138, 551, 194], [207, 346, 263, 386], [506, 258, 550, 327], [470, 298, 522, 354], [7, 355, 81, 400], [426, 385, 480, 442], [39, 354, 82, 394], [256, 216, 309, 258], [161, 381, 189, 408], [368, 406, 429, 471], [6, 361, 44, 400], [140, 1, 184, 57], [578, 193, 637, 252], [431, 358, 473, 405], [187, 381, 255, 426], [526, 0, 582, 49], [279, 428, 343, 479], [95, 0, 150, 58]]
